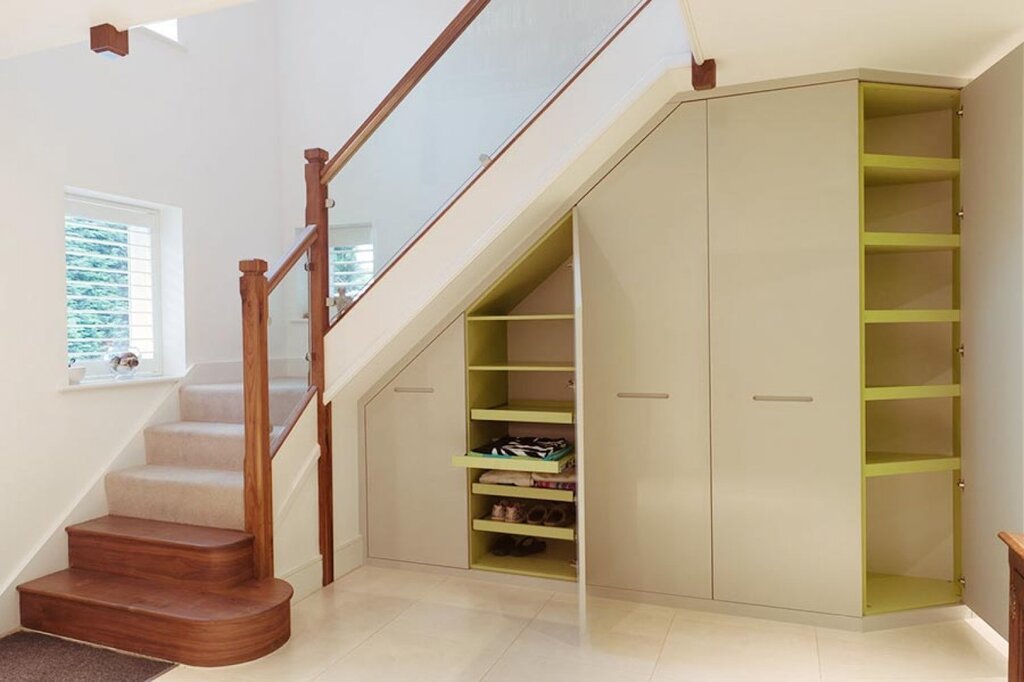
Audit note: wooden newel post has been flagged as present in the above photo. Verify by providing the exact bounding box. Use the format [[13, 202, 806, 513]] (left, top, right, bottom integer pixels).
[[239, 258, 274, 580], [304, 148, 335, 586]]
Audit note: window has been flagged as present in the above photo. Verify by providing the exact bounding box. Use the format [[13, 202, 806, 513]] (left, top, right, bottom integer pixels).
[[65, 195, 161, 376], [329, 224, 374, 301], [142, 20, 179, 43]]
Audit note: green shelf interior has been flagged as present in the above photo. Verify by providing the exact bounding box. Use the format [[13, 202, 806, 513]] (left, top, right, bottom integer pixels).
[[862, 154, 960, 186], [865, 452, 961, 478], [471, 539, 577, 582], [863, 232, 960, 253], [864, 573, 960, 615]]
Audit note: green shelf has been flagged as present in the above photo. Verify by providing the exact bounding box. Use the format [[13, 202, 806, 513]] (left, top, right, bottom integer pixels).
[[473, 517, 576, 541], [863, 232, 960, 253], [864, 573, 960, 615], [471, 401, 574, 425], [865, 452, 961, 477], [471, 541, 577, 582], [863, 384, 960, 401], [468, 362, 575, 372], [451, 453, 575, 474], [467, 314, 574, 322], [863, 309, 960, 324], [472, 483, 574, 502], [861, 83, 960, 119], [863, 154, 960, 186]]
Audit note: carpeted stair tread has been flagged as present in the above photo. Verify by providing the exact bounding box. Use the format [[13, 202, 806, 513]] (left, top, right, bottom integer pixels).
[[68, 515, 251, 550], [144, 421, 283, 470], [105, 465, 243, 530], [179, 379, 309, 426], [18, 569, 292, 623]]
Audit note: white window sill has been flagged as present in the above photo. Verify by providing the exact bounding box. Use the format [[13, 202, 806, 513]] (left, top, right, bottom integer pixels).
[[59, 374, 183, 393]]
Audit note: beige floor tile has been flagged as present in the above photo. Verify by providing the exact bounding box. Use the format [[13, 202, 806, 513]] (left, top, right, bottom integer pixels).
[[155, 667, 247, 681], [503, 618, 666, 678], [384, 600, 529, 646], [331, 565, 447, 600], [538, 593, 675, 640], [420, 576, 554, 619], [816, 620, 1006, 681], [483, 652, 653, 682], [315, 629, 506, 682], [653, 608, 821, 682], [290, 586, 413, 636]]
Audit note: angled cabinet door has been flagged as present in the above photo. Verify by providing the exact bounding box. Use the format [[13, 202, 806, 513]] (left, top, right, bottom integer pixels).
[[365, 318, 468, 568], [578, 100, 712, 599], [709, 82, 862, 616], [961, 45, 1024, 639]]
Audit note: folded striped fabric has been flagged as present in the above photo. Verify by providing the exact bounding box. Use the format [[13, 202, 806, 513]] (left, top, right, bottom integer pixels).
[[532, 480, 576, 491], [532, 467, 577, 484], [484, 436, 569, 459]]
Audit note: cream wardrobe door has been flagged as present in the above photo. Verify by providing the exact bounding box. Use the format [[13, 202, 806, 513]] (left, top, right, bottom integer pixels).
[[578, 101, 712, 598], [961, 45, 1024, 638], [365, 318, 468, 568], [709, 81, 862, 616]]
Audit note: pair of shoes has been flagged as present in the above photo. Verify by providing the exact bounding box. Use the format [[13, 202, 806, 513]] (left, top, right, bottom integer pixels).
[[491, 500, 525, 523], [491, 535, 547, 557], [525, 503, 574, 527]]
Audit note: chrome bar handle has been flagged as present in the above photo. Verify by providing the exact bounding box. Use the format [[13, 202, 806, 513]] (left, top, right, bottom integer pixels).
[[394, 387, 435, 394], [752, 395, 813, 403], [617, 392, 670, 399]]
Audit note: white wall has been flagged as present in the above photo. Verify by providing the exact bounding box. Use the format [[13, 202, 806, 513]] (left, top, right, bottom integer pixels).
[[0, 2, 284, 633]]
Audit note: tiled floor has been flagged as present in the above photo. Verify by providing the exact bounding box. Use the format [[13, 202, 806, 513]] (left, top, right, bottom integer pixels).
[[159, 565, 1008, 682]]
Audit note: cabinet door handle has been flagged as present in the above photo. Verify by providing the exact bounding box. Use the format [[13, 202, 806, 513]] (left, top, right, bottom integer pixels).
[[616, 392, 670, 399], [752, 395, 813, 403], [394, 387, 434, 394]]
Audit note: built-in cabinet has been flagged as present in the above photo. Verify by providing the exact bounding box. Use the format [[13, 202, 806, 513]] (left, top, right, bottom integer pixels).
[[577, 101, 712, 598], [708, 82, 863, 616], [363, 67, 1024, 634], [364, 319, 468, 569]]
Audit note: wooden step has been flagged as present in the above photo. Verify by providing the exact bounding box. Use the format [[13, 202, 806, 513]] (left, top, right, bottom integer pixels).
[[68, 516, 254, 589], [18, 569, 292, 667]]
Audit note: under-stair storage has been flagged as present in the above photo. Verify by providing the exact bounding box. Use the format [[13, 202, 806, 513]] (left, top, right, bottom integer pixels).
[[859, 82, 963, 615], [577, 100, 713, 599], [453, 215, 579, 582]]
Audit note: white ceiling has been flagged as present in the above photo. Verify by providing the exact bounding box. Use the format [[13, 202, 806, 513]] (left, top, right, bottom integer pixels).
[[682, 0, 1024, 84], [0, 0, 251, 59]]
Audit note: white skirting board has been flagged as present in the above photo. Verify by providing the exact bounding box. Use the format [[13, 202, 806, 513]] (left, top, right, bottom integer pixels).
[[334, 535, 365, 580], [282, 556, 324, 603]]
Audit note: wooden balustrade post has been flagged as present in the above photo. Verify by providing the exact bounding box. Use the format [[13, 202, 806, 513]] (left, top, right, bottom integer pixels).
[[239, 259, 274, 580], [305, 148, 335, 586]]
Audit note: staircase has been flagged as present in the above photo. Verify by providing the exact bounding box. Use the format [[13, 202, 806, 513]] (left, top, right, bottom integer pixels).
[[17, 380, 307, 666]]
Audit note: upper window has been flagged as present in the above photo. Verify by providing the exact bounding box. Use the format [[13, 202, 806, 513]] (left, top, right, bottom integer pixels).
[[142, 20, 179, 43], [329, 224, 374, 302], [65, 195, 161, 376]]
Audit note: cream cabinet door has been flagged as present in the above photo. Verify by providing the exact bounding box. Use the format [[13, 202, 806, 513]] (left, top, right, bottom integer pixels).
[[962, 45, 1024, 639], [708, 82, 862, 616], [365, 318, 468, 568], [578, 101, 712, 598]]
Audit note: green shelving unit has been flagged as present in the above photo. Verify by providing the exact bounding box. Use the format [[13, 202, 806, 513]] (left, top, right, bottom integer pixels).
[[453, 213, 579, 583], [860, 82, 963, 616]]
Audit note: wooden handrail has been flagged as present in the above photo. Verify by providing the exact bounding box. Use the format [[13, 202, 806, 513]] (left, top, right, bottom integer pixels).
[[270, 385, 318, 457], [267, 224, 317, 293], [319, 0, 491, 185]]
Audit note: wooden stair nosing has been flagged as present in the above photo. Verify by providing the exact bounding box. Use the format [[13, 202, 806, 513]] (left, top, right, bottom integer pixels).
[[67, 516, 254, 589], [18, 569, 292, 667]]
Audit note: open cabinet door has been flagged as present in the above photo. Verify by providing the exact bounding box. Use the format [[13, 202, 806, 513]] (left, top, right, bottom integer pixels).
[[961, 44, 1024, 638], [572, 206, 588, 629]]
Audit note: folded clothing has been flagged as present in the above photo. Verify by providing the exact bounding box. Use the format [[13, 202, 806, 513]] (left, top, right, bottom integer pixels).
[[483, 436, 569, 459], [532, 480, 576, 491], [479, 469, 534, 487], [532, 467, 577, 484]]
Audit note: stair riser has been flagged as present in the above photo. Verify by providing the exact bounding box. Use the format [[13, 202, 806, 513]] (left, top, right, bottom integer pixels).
[[105, 473, 244, 531], [68, 532, 253, 590], [20, 593, 290, 667], [180, 387, 308, 425], [144, 428, 244, 470]]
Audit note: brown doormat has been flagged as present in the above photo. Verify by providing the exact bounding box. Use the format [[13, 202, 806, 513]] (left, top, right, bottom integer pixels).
[[0, 631, 175, 681]]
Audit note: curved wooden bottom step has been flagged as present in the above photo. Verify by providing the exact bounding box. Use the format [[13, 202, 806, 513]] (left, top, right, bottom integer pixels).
[[18, 569, 292, 667]]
